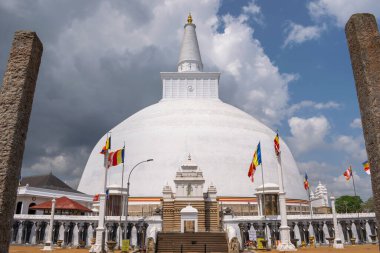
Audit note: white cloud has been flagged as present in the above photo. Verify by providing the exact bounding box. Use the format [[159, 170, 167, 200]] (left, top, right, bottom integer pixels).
[[332, 173, 369, 197], [287, 116, 330, 154], [308, 0, 380, 27], [287, 100, 340, 115], [242, 0, 263, 24], [283, 22, 326, 47], [333, 135, 367, 162], [243, 0, 260, 15], [313, 101, 340, 109], [200, 11, 297, 125], [350, 118, 362, 128]]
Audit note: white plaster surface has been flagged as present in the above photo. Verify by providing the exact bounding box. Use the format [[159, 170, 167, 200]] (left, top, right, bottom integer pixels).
[[78, 99, 306, 200], [178, 23, 203, 72]]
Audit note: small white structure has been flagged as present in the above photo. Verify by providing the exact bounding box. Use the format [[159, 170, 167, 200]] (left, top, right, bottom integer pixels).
[[180, 205, 198, 233], [174, 154, 205, 200], [311, 182, 329, 207]]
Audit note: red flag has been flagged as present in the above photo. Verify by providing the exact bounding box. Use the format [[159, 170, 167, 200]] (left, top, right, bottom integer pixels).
[[343, 166, 352, 181]]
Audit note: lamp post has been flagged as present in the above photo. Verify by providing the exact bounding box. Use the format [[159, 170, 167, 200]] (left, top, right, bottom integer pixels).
[[122, 159, 153, 252]]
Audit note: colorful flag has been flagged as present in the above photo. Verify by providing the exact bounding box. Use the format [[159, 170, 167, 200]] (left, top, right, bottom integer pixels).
[[100, 136, 111, 154], [108, 148, 125, 167], [248, 142, 262, 182], [363, 161, 370, 175], [93, 194, 99, 202], [274, 132, 280, 156], [343, 166, 352, 181], [304, 173, 309, 190]]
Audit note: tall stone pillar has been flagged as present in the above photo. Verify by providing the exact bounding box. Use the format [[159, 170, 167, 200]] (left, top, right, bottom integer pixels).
[[276, 156, 296, 251], [330, 196, 344, 248], [0, 31, 43, 253], [345, 14, 380, 246]]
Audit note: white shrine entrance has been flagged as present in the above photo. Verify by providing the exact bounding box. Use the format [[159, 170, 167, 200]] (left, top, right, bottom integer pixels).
[[180, 205, 198, 233], [162, 154, 219, 232]]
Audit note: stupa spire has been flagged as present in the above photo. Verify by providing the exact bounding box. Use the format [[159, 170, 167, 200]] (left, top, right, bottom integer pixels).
[[187, 13, 193, 24], [178, 13, 203, 72]]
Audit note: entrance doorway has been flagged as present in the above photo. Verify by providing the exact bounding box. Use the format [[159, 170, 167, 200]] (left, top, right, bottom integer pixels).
[[184, 220, 195, 232]]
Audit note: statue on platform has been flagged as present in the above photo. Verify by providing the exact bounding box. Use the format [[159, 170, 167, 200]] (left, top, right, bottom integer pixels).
[[147, 237, 155, 253], [229, 237, 240, 253]]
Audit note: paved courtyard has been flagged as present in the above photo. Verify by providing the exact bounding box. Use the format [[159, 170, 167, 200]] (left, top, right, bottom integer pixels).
[[8, 244, 380, 253]]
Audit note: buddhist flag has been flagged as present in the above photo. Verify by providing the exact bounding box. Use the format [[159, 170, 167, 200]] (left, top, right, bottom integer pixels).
[[363, 161, 370, 175], [108, 148, 125, 167], [274, 132, 280, 156], [343, 166, 352, 181], [100, 136, 111, 154], [304, 173, 309, 190], [248, 142, 262, 182]]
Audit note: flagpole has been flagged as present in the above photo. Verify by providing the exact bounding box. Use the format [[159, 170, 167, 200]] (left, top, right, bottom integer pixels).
[[351, 167, 357, 197], [350, 166, 363, 242], [119, 143, 126, 249], [91, 133, 110, 253], [276, 148, 296, 251], [308, 187, 313, 219], [260, 155, 268, 249], [103, 136, 110, 249]]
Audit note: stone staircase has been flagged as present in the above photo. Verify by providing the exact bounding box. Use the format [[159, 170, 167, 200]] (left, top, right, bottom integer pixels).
[[156, 232, 229, 253]]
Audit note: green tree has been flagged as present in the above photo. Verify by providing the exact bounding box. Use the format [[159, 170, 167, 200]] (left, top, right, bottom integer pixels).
[[335, 195, 363, 213], [362, 197, 374, 212]]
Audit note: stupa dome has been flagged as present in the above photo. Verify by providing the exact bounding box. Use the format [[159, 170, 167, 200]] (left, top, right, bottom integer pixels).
[[77, 16, 307, 200], [78, 98, 306, 199]]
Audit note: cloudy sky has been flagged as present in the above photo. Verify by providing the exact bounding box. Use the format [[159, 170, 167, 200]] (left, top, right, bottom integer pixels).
[[1, 0, 379, 200]]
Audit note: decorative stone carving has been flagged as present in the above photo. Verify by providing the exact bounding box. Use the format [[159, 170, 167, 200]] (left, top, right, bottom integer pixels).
[[229, 237, 240, 253], [147, 237, 155, 253]]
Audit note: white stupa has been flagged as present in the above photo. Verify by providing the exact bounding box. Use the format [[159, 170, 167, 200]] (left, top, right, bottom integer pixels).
[[78, 15, 307, 200]]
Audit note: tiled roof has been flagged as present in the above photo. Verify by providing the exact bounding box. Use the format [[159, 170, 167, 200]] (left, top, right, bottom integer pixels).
[[20, 173, 81, 193], [31, 196, 92, 212]]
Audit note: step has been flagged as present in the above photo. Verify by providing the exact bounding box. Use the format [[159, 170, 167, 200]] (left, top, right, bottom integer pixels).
[[156, 232, 228, 253]]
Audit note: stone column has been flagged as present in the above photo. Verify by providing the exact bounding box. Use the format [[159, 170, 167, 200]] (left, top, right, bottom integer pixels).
[[90, 193, 106, 252], [43, 198, 56, 251], [345, 13, 380, 244], [330, 196, 344, 248], [276, 155, 296, 251], [0, 31, 43, 253]]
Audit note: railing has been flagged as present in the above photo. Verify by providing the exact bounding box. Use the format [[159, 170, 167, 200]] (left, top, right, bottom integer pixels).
[[11, 214, 162, 248], [223, 212, 376, 222], [14, 214, 163, 222]]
